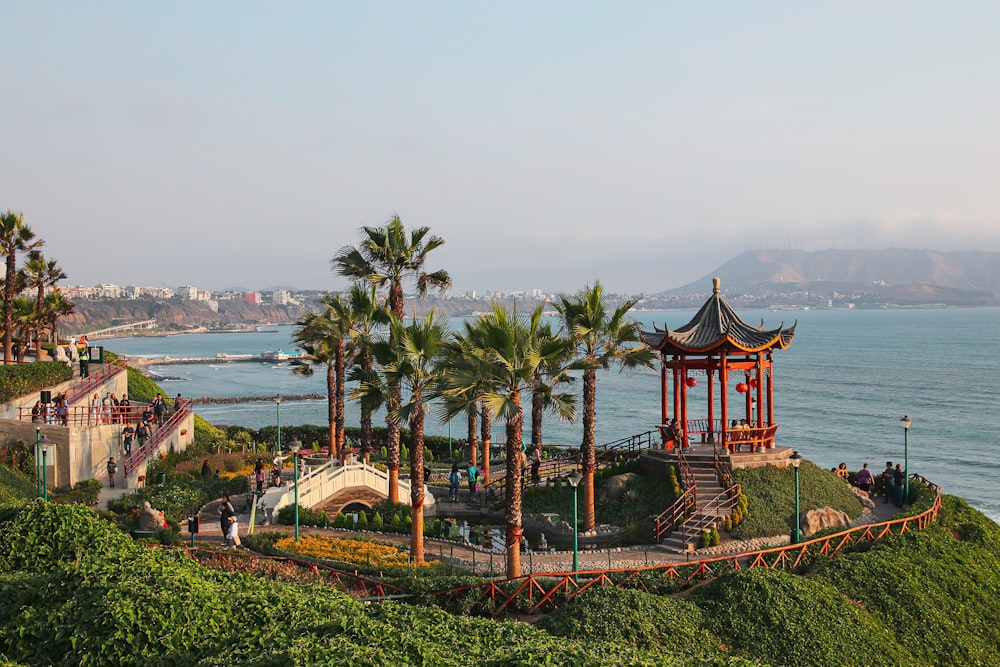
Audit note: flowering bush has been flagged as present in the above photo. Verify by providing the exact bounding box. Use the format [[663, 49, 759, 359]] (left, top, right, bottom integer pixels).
[[274, 534, 437, 568]]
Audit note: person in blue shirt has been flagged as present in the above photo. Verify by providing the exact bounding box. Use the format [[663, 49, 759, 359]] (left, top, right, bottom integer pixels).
[[466, 462, 478, 496], [448, 464, 461, 502]]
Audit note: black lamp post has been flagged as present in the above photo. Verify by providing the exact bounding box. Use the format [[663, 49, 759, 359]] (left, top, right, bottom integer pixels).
[[567, 469, 583, 581], [35, 427, 41, 498], [901, 416, 912, 506], [790, 451, 803, 543], [38, 436, 55, 501], [275, 394, 283, 453]]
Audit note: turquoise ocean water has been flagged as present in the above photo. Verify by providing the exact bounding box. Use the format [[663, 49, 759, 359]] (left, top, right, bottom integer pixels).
[[104, 308, 1000, 521]]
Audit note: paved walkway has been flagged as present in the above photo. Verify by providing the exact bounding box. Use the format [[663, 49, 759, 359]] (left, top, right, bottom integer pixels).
[[176, 489, 908, 577]]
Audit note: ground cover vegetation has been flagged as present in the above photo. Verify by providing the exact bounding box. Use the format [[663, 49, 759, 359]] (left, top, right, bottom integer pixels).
[[3, 492, 999, 665]]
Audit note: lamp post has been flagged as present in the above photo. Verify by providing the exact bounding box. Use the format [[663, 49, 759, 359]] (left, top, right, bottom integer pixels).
[[790, 451, 802, 543], [276, 394, 282, 453], [901, 416, 912, 506], [290, 438, 301, 541], [39, 436, 54, 501], [567, 469, 583, 582], [35, 427, 41, 498]]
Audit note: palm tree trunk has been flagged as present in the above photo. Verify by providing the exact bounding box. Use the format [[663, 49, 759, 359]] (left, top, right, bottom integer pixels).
[[34, 286, 43, 359], [326, 366, 337, 456], [531, 389, 544, 462], [467, 409, 478, 468], [387, 391, 401, 503], [581, 368, 597, 531], [504, 390, 524, 579], [335, 339, 346, 462], [480, 403, 492, 484], [360, 349, 373, 464], [410, 402, 425, 563], [4, 253, 16, 363]]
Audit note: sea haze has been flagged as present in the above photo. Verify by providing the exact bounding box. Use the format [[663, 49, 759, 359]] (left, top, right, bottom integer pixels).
[[104, 308, 1000, 522]]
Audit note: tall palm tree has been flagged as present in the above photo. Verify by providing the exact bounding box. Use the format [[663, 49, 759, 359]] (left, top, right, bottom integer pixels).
[[342, 283, 389, 464], [355, 311, 450, 563], [1, 210, 42, 362], [333, 215, 450, 502], [440, 304, 576, 579], [555, 281, 656, 531], [10, 296, 34, 362], [24, 251, 65, 358], [442, 330, 484, 468], [291, 294, 349, 454], [45, 290, 75, 345]]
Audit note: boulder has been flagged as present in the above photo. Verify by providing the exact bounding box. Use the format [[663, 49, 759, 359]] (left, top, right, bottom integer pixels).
[[139, 501, 167, 531], [799, 507, 851, 537], [599, 473, 637, 503], [848, 485, 876, 510]]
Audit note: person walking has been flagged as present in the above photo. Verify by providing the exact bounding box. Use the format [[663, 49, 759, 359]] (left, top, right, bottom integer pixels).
[[106, 457, 118, 488], [219, 496, 236, 546], [466, 462, 478, 498], [856, 463, 874, 493], [78, 342, 90, 378], [122, 423, 135, 457]]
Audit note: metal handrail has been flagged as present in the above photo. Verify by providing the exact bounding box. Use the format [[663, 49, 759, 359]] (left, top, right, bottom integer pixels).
[[434, 474, 943, 618], [653, 487, 696, 543], [122, 403, 191, 477], [63, 357, 128, 406]]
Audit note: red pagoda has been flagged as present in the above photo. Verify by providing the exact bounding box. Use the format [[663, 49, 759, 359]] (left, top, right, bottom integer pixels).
[[640, 278, 796, 454]]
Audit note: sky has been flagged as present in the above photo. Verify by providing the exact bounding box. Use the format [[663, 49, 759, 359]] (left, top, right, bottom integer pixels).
[[3, 2, 999, 295]]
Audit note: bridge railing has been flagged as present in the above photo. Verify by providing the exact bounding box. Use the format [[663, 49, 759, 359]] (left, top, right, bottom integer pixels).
[[263, 461, 434, 514], [435, 474, 942, 618]]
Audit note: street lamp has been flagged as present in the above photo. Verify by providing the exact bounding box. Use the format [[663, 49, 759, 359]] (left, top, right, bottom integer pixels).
[[790, 451, 803, 543], [289, 438, 301, 541], [567, 469, 583, 582], [901, 416, 912, 506], [35, 427, 41, 498], [276, 394, 282, 453], [39, 436, 55, 501]]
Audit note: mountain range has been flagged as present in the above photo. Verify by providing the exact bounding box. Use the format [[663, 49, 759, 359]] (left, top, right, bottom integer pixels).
[[658, 248, 1000, 307]]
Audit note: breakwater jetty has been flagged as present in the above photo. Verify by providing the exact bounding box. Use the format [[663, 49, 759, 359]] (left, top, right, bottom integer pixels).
[[131, 351, 306, 366], [188, 394, 325, 404]]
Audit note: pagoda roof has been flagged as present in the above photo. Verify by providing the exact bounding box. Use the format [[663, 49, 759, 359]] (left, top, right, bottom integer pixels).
[[641, 278, 796, 355]]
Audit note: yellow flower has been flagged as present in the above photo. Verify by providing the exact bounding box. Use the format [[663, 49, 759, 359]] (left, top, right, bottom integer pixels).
[[275, 535, 437, 568]]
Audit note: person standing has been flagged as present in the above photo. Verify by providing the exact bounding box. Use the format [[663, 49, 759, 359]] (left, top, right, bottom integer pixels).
[[881, 462, 895, 505], [201, 459, 212, 479], [106, 457, 118, 488], [219, 496, 236, 547], [448, 464, 461, 502], [152, 394, 166, 426], [78, 341, 90, 378], [893, 464, 906, 507], [856, 463, 874, 493], [119, 394, 131, 423], [255, 464, 266, 494], [90, 393, 102, 425]]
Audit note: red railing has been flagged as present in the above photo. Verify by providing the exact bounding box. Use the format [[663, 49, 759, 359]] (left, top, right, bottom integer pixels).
[[486, 430, 657, 490], [123, 403, 190, 477], [19, 403, 153, 427], [435, 474, 942, 618], [64, 357, 128, 406], [653, 487, 696, 543]]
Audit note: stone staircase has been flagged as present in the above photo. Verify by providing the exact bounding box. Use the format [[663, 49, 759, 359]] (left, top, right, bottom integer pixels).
[[659, 450, 729, 553]]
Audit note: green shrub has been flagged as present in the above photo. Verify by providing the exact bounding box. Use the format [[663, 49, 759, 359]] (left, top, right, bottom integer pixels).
[[698, 530, 711, 549], [537, 587, 725, 660], [372, 511, 383, 531], [357, 511, 369, 530], [0, 361, 72, 403], [51, 478, 103, 506]]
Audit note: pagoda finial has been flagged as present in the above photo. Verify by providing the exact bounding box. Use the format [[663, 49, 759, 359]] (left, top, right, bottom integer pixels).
[[712, 277, 721, 294]]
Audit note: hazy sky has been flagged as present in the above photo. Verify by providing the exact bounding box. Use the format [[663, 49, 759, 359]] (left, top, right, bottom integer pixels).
[[3, 3, 999, 294]]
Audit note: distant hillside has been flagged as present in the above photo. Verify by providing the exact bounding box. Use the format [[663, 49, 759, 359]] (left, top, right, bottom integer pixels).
[[63, 299, 309, 335], [661, 249, 1000, 307]]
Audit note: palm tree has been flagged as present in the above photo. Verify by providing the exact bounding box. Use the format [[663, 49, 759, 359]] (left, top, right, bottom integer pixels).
[[356, 312, 450, 563], [555, 282, 656, 531], [45, 290, 75, 345], [442, 331, 484, 469], [342, 283, 389, 464], [10, 296, 34, 362], [1, 210, 42, 362], [291, 294, 349, 454], [24, 251, 65, 358], [440, 304, 576, 579], [528, 307, 578, 463], [333, 215, 450, 502]]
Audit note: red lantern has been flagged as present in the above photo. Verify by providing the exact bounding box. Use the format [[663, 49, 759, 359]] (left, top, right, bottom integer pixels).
[[685, 377, 697, 388], [749, 378, 759, 389], [736, 382, 749, 394]]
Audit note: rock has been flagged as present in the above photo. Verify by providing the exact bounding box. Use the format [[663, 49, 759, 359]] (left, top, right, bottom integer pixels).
[[139, 501, 167, 531], [599, 473, 637, 503], [848, 485, 876, 510], [537, 533, 548, 550], [799, 507, 851, 537]]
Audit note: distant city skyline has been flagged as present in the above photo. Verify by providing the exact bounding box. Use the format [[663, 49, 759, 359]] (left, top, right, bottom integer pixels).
[[4, 3, 1000, 294]]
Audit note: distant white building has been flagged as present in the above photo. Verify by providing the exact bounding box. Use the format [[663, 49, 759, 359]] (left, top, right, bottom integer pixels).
[[95, 283, 123, 299], [178, 285, 199, 300], [273, 289, 291, 305]]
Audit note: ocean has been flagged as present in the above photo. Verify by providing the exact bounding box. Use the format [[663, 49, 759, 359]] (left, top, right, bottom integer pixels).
[[103, 308, 1000, 521]]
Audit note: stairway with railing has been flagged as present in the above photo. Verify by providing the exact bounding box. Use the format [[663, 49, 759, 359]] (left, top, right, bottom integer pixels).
[[122, 403, 192, 482]]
